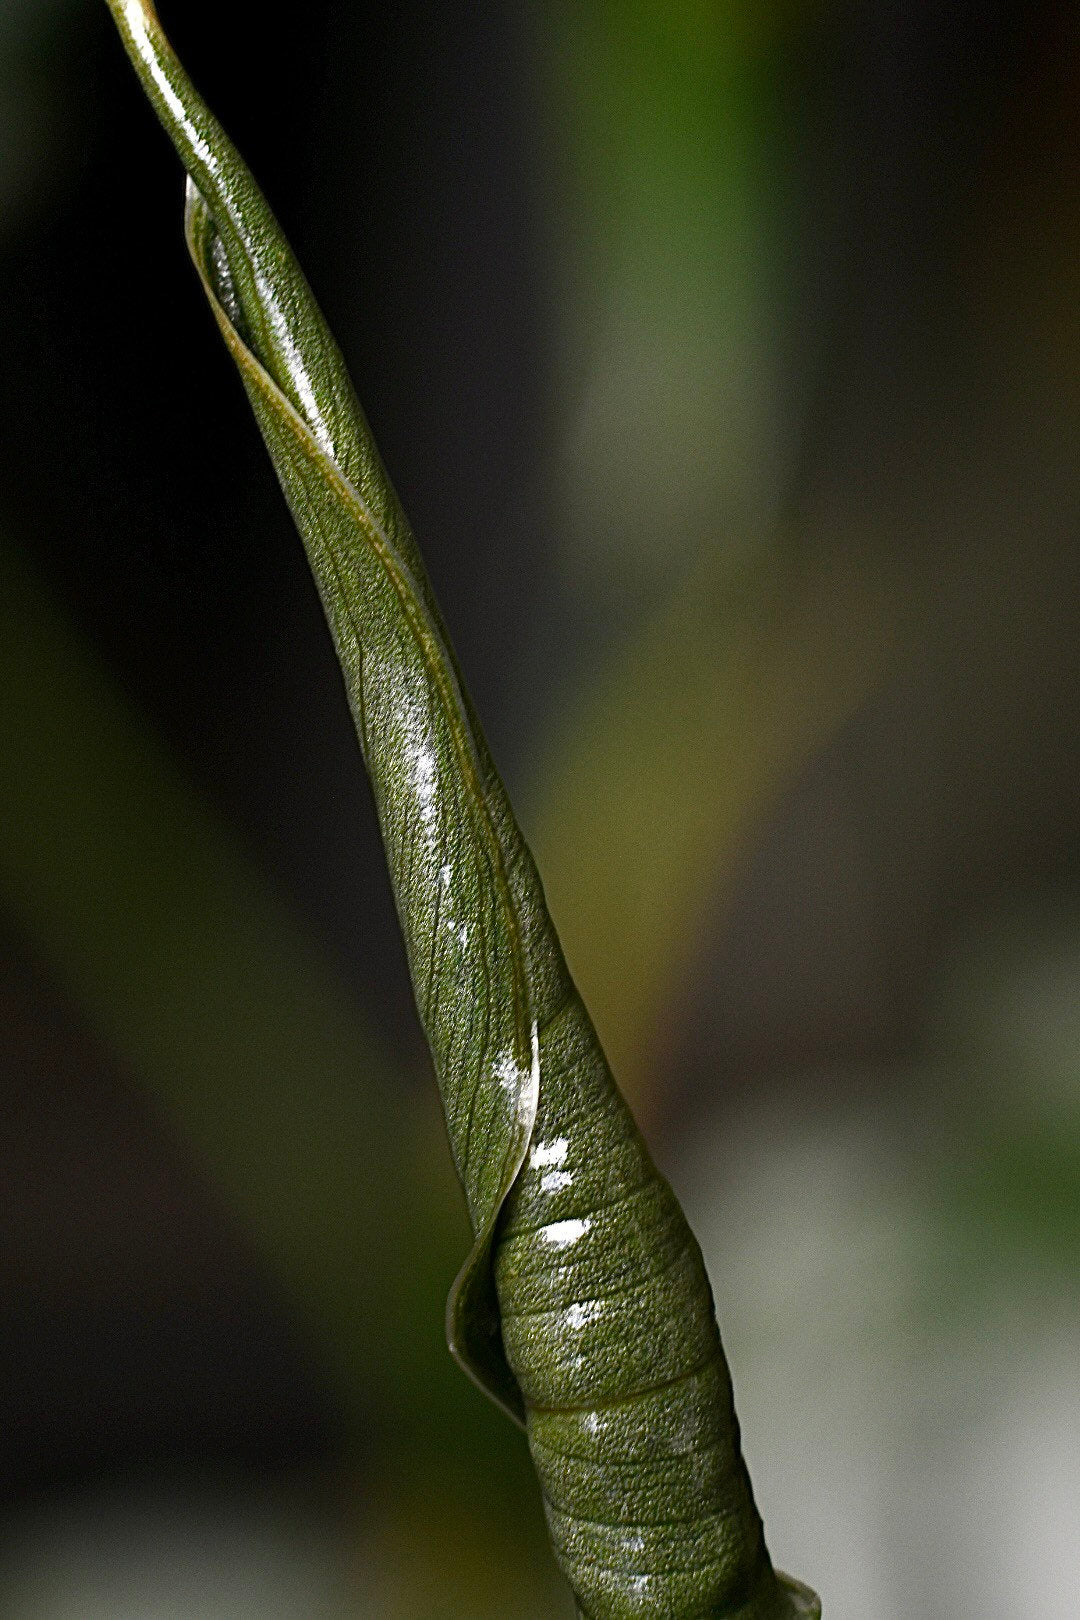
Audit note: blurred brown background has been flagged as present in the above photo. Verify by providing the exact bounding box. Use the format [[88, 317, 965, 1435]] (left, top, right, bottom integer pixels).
[[1, 1, 1078, 1615]]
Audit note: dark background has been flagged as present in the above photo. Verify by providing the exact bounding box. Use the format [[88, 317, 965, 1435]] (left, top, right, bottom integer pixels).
[[1, 2, 1078, 1615]]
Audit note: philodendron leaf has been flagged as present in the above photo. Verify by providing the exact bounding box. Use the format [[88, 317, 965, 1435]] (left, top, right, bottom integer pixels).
[[103, 5, 820, 1615]]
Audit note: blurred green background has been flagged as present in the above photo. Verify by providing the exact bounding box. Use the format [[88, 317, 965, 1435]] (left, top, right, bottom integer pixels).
[[1, 1, 1079, 1615]]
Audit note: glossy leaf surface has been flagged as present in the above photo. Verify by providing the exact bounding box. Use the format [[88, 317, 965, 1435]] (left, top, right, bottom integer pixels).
[[102, 5, 819, 1614]]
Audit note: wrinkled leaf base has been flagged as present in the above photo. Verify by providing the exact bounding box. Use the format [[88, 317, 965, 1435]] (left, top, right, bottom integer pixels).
[[572, 1571, 820, 1619]]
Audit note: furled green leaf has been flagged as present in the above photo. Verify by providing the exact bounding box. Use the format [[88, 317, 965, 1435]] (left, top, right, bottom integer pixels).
[[102, 4, 820, 1614]]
